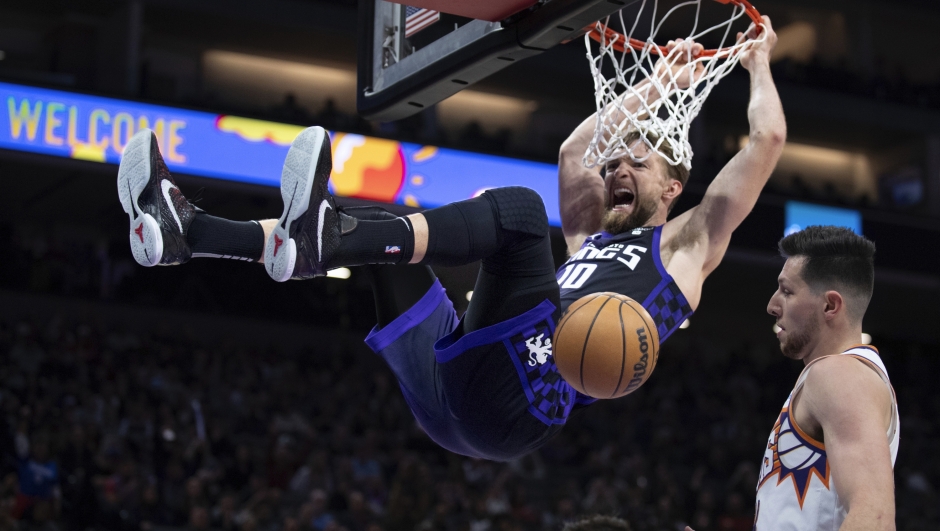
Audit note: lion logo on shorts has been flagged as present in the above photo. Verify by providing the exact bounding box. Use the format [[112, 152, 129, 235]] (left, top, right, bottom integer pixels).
[[525, 334, 553, 366]]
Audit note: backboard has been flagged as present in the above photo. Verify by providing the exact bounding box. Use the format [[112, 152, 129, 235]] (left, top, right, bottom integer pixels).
[[357, 0, 630, 122]]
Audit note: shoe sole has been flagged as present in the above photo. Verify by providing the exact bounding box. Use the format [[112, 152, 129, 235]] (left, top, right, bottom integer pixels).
[[265, 126, 328, 282], [118, 129, 163, 267]]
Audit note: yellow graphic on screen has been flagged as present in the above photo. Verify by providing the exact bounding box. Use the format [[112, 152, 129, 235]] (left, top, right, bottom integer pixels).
[[412, 145, 438, 163], [330, 133, 405, 203], [215, 115, 305, 145]]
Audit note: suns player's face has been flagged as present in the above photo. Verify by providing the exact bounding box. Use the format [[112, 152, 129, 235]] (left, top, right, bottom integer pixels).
[[601, 141, 668, 233], [767, 258, 822, 360]]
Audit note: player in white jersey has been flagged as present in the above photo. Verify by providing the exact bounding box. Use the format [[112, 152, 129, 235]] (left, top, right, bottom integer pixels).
[[688, 225, 897, 531]]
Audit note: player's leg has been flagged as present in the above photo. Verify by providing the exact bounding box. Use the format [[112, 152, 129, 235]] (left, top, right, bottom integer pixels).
[[461, 188, 559, 332], [402, 188, 574, 460], [334, 185, 561, 331], [169, 124, 542, 283], [260, 128, 566, 458], [338, 192, 558, 332], [338, 205, 438, 328], [425, 193, 566, 460], [341, 206, 455, 416], [118, 127, 275, 266], [341, 210, 480, 456], [312, 187, 551, 275], [345, 207, 438, 327]]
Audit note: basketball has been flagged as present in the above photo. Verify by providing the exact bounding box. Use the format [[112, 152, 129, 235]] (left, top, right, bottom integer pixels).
[[553, 292, 661, 399]]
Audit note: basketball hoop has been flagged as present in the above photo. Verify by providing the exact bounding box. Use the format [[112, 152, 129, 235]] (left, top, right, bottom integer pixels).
[[583, 0, 765, 170]]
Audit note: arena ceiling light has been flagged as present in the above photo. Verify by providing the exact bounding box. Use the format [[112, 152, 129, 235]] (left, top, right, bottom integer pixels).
[[740, 136, 876, 201], [861, 333, 872, 344], [770, 21, 817, 64], [438, 90, 538, 136], [203, 49, 537, 135], [203, 50, 358, 115]]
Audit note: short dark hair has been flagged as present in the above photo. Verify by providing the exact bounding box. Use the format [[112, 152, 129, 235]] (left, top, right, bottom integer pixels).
[[562, 515, 632, 531], [778, 226, 876, 321]]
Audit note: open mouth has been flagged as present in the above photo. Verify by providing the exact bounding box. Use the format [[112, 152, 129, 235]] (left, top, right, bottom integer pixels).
[[611, 188, 635, 211]]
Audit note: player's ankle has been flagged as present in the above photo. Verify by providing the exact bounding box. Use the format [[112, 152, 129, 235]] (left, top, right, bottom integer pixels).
[[187, 212, 265, 261], [326, 217, 415, 268]]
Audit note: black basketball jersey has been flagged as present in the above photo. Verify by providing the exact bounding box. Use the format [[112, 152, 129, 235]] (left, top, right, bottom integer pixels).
[[556, 225, 694, 344]]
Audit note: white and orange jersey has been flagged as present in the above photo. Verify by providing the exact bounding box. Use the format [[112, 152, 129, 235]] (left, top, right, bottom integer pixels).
[[754, 345, 899, 530]]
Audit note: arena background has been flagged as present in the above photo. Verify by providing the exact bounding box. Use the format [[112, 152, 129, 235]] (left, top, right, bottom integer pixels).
[[0, 0, 938, 530]]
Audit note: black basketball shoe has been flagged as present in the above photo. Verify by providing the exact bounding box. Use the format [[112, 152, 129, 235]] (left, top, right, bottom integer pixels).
[[118, 129, 197, 267], [265, 126, 350, 281]]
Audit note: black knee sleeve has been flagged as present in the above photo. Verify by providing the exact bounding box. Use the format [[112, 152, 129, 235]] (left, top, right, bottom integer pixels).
[[479, 187, 554, 278], [420, 194, 503, 267], [482, 186, 549, 240], [419, 187, 550, 271]]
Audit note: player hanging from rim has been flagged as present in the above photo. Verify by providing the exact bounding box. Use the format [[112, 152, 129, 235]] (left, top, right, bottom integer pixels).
[[687, 226, 897, 531], [117, 18, 784, 461]]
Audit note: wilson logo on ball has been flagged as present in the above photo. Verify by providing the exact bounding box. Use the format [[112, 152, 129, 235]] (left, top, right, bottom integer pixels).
[[624, 327, 651, 394], [553, 292, 660, 399]]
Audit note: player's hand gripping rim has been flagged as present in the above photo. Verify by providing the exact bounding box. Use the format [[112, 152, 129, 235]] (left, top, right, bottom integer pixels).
[[736, 15, 777, 71]]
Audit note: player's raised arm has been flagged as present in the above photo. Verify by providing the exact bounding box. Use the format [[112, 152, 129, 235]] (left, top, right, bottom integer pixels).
[[559, 41, 705, 255], [799, 356, 896, 530], [558, 115, 607, 254], [679, 16, 786, 272]]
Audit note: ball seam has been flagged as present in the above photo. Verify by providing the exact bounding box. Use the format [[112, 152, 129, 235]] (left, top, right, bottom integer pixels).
[[579, 296, 613, 397]]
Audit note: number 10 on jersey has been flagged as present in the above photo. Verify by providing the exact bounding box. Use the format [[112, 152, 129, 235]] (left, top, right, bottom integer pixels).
[[557, 245, 648, 289]]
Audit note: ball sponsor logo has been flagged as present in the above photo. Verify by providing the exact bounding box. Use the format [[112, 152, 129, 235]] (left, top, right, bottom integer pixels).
[[624, 327, 650, 393]]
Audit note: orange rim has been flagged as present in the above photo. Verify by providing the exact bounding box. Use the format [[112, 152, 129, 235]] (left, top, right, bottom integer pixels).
[[587, 0, 763, 58]]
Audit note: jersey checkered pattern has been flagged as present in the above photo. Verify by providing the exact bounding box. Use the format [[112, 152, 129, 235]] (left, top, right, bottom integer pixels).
[[644, 279, 692, 342], [503, 318, 577, 426]]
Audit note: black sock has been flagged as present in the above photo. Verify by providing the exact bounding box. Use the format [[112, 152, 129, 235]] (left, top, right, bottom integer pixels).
[[327, 216, 415, 267], [186, 213, 264, 261], [328, 195, 504, 269]]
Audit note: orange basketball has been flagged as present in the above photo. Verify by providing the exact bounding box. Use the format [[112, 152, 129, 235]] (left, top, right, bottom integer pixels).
[[553, 292, 661, 399]]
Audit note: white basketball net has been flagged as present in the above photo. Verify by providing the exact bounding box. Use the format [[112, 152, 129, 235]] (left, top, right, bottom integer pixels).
[[584, 0, 766, 170]]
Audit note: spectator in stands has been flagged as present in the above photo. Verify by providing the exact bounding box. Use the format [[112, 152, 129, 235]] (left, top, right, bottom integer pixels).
[[0, 313, 936, 530], [11, 433, 60, 523]]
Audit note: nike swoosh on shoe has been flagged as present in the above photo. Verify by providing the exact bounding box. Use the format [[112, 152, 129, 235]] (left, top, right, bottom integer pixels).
[[161, 179, 184, 233], [317, 199, 331, 263]]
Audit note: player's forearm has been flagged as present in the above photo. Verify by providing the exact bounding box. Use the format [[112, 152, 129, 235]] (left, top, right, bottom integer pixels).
[[560, 113, 601, 163], [839, 501, 895, 531], [745, 60, 786, 151], [559, 114, 606, 237], [710, 60, 784, 200], [692, 59, 784, 243], [558, 160, 604, 237]]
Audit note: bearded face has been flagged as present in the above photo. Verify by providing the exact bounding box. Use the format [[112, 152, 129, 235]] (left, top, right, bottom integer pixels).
[[601, 145, 669, 234], [779, 312, 819, 359], [767, 258, 824, 361], [602, 191, 659, 233]]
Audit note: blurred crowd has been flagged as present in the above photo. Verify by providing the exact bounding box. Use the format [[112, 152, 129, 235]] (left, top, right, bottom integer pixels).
[[770, 57, 940, 111], [1, 309, 937, 531]]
